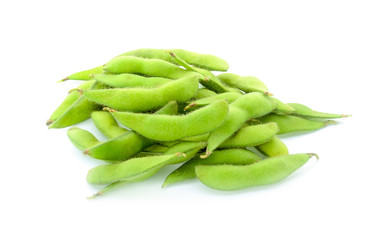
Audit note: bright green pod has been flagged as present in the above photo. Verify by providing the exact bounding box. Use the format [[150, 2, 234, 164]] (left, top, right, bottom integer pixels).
[[84, 101, 179, 161], [67, 127, 100, 150], [91, 111, 128, 139], [119, 48, 229, 71], [48, 81, 106, 129], [104, 56, 201, 79], [194, 88, 218, 99], [84, 74, 199, 112], [144, 144, 169, 153], [195, 153, 318, 191], [184, 92, 242, 111], [87, 153, 182, 185], [164, 141, 207, 164], [204, 93, 277, 157], [47, 80, 95, 125], [219, 123, 278, 148], [60, 65, 104, 82], [181, 133, 209, 142], [111, 100, 230, 141], [93, 73, 172, 88], [271, 97, 296, 114], [162, 149, 260, 187], [260, 114, 336, 134], [287, 103, 351, 119], [217, 73, 269, 94], [256, 136, 289, 157]]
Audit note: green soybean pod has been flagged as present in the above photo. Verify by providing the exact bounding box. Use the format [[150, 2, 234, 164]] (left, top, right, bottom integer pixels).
[[84, 74, 199, 112], [49, 81, 107, 129], [47, 80, 95, 125], [195, 153, 318, 191], [287, 103, 351, 119], [204, 92, 277, 157], [110, 100, 229, 141], [93, 73, 172, 88], [84, 101, 179, 161], [271, 97, 296, 114], [195, 88, 218, 99], [91, 111, 128, 139], [162, 149, 260, 187], [217, 73, 269, 94], [104, 56, 201, 79], [219, 123, 279, 148], [67, 127, 100, 150], [60, 65, 104, 82], [260, 114, 336, 134], [164, 141, 207, 164], [256, 136, 289, 157], [119, 48, 229, 71], [144, 144, 169, 153], [181, 133, 210, 142], [87, 153, 182, 185], [184, 92, 242, 111]]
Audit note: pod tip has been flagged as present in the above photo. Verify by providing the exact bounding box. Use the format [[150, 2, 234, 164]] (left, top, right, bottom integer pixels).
[[46, 119, 53, 126], [87, 191, 102, 200], [57, 77, 69, 83], [264, 91, 273, 96], [103, 107, 116, 112], [324, 120, 337, 126], [83, 149, 90, 155], [184, 103, 197, 111], [200, 151, 211, 159], [342, 114, 352, 118]]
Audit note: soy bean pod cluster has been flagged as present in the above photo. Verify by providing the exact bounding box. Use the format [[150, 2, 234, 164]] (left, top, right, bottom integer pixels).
[[48, 48, 350, 197]]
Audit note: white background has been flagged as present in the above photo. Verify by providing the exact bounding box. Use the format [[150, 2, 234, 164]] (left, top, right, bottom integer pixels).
[[1, 0, 390, 239]]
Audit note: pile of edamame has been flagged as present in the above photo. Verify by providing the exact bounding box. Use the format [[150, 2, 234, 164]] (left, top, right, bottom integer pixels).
[[48, 48, 350, 198]]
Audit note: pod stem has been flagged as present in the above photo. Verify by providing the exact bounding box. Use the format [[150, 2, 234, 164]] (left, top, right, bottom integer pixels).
[[307, 153, 319, 160], [168, 51, 196, 71], [103, 107, 116, 112], [184, 103, 197, 111], [200, 150, 212, 159], [264, 91, 274, 96], [324, 120, 337, 126], [68, 88, 85, 95], [57, 77, 69, 83], [46, 119, 53, 126], [342, 114, 352, 118]]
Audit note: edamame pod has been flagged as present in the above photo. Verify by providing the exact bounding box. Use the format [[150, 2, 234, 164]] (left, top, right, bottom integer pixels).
[[256, 136, 289, 157], [105, 56, 200, 79], [271, 97, 296, 114], [49, 81, 106, 129], [84, 75, 199, 112], [47, 80, 95, 125], [204, 92, 277, 157], [217, 73, 269, 94], [184, 92, 242, 111], [60, 65, 104, 82], [194, 88, 218, 99], [84, 101, 179, 161], [287, 103, 351, 119], [144, 144, 169, 153], [119, 48, 229, 71], [195, 153, 318, 191], [162, 149, 260, 187], [67, 127, 100, 150], [91, 111, 128, 139], [93, 73, 172, 88], [164, 141, 207, 164], [260, 114, 336, 134], [87, 154, 182, 185], [111, 100, 230, 141], [218, 123, 279, 148]]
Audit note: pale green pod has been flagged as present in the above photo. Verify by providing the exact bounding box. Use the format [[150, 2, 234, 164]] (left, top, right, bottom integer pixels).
[[111, 100, 230, 141], [219, 123, 278, 148], [47, 80, 95, 125], [119, 48, 229, 71], [84, 74, 199, 112], [217, 73, 269, 94], [49, 81, 106, 129], [60, 65, 104, 82], [104, 56, 201, 79], [91, 111, 128, 139], [164, 141, 207, 164], [87, 154, 182, 185], [93, 73, 172, 88], [181, 133, 210, 142], [260, 114, 336, 134], [194, 88, 218, 99], [256, 136, 289, 157], [184, 92, 242, 111], [204, 93, 277, 157], [195, 153, 318, 191], [67, 127, 100, 150], [271, 97, 296, 114], [287, 103, 351, 119], [162, 149, 260, 187], [84, 101, 179, 161]]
